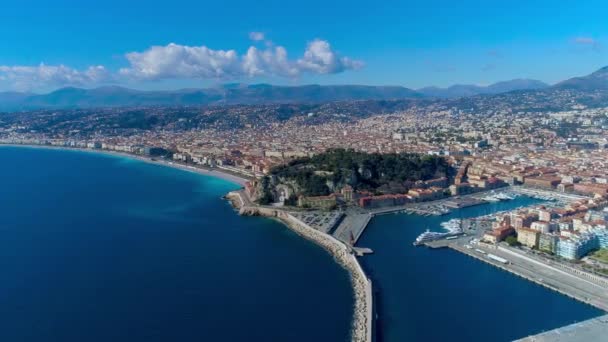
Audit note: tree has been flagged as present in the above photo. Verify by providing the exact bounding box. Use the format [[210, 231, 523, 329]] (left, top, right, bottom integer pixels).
[[268, 148, 449, 197], [505, 236, 520, 247], [284, 194, 298, 206], [257, 176, 274, 205]]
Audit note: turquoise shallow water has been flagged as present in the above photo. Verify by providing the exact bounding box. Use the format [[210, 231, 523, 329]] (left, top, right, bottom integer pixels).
[[0, 146, 353, 342], [2, 146, 603, 342], [358, 197, 605, 341]]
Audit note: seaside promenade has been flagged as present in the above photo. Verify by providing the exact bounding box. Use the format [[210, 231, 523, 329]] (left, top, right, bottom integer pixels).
[[0, 144, 252, 186]]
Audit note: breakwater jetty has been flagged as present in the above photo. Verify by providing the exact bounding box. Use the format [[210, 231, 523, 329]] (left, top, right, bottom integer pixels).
[[227, 191, 373, 342], [230, 186, 606, 341]]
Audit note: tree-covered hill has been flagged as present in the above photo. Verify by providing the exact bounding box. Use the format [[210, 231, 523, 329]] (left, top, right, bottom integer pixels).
[[266, 149, 449, 198]]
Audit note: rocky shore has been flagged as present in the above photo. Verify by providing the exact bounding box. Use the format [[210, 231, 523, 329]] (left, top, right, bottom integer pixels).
[[227, 191, 372, 342]]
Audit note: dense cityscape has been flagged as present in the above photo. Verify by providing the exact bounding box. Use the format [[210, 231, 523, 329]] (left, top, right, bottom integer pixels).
[[2, 72, 608, 284], [5, 2, 608, 342], [3, 74, 608, 264], [6, 93, 608, 339]]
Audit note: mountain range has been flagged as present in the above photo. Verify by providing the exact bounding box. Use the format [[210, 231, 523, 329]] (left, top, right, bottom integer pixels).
[[416, 79, 549, 98], [554, 66, 608, 91], [0, 84, 422, 111], [0, 66, 606, 111]]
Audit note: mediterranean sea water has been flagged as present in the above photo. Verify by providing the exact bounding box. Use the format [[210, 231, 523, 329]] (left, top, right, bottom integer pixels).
[[0, 146, 353, 342], [358, 197, 605, 342]]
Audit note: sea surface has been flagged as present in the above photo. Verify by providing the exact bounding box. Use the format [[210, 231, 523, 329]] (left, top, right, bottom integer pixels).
[[358, 197, 605, 342], [0, 146, 353, 342]]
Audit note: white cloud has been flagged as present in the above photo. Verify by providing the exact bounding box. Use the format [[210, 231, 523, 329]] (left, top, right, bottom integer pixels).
[[119, 43, 242, 80], [249, 31, 265, 42], [242, 46, 299, 77], [297, 39, 364, 74], [573, 37, 597, 45], [0, 64, 109, 91], [0, 39, 362, 91], [120, 39, 363, 81]]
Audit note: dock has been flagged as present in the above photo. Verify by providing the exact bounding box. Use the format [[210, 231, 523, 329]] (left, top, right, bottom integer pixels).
[[442, 197, 486, 209], [353, 247, 374, 256], [515, 314, 608, 341], [332, 187, 522, 245], [447, 242, 608, 312], [332, 211, 372, 245], [299, 185, 606, 342]]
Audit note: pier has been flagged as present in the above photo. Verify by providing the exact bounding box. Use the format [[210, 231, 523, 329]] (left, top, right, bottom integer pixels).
[[433, 239, 608, 312], [512, 186, 588, 202], [228, 191, 373, 342], [333, 211, 372, 245], [233, 186, 606, 341], [515, 314, 608, 341]]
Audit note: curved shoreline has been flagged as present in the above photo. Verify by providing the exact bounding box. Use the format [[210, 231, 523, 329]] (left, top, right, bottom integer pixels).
[[0, 143, 250, 187], [3, 143, 371, 341]]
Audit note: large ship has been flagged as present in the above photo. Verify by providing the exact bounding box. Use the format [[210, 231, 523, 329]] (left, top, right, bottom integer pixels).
[[413, 219, 464, 246], [482, 191, 517, 202], [413, 230, 448, 246]]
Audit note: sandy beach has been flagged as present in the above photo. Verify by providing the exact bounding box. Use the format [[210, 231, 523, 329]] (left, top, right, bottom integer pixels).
[[0, 144, 250, 186]]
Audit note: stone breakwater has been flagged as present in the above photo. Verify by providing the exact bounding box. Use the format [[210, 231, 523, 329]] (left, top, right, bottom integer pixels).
[[227, 192, 372, 342]]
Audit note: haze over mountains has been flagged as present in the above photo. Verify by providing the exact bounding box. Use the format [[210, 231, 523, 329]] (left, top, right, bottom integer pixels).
[[0, 66, 606, 111], [554, 66, 608, 91], [416, 79, 549, 98]]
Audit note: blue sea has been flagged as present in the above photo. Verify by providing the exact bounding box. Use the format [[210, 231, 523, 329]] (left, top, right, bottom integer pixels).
[[358, 197, 605, 341], [1, 146, 603, 342], [0, 146, 353, 342]]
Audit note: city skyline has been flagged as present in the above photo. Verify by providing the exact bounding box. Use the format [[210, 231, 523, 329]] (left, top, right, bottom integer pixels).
[[1, 0, 607, 92]]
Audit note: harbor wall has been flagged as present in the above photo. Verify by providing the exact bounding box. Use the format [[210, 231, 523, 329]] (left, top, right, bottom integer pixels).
[[495, 245, 608, 288], [450, 244, 608, 312], [227, 192, 373, 342], [515, 314, 608, 341]]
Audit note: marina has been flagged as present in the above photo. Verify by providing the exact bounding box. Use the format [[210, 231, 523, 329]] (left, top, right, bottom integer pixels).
[[235, 183, 605, 341], [336, 186, 550, 246], [412, 218, 464, 246], [410, 188, 608, 317], [357, 195, 604, 342]]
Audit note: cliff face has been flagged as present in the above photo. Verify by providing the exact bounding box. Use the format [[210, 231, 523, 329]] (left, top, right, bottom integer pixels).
[[249, 176, 302, 204]]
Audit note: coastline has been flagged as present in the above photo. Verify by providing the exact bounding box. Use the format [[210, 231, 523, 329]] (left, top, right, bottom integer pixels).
[[278, 213, 372, 342], [3, 143, 370, 341], [0, 143, 250, 187], [230, 192, 372, 342]]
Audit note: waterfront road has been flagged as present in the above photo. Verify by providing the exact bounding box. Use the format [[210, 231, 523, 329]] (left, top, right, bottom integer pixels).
[[515, 314, 608, 341], [455, 242, 608, 312]]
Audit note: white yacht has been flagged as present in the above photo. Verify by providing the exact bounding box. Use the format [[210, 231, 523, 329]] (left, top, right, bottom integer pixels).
[[413, 230, 447, 245]]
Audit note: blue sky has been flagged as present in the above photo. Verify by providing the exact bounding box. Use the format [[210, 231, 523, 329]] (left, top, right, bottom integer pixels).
[[0, 0, 606, 92]]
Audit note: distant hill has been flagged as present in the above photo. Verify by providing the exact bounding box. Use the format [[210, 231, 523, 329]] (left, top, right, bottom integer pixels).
[[2, 66, 608, 111], [554, 66, 608, 91], [0, 84, 422, 111], [418, 79, 549, 98], [0, 91, 34, 108]]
